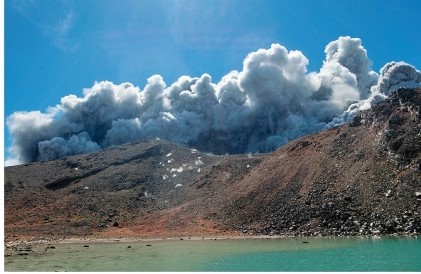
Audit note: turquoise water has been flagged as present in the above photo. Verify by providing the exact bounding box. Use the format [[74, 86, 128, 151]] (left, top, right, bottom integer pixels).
[[203, 237, 421, 271], [4, 237, 421, 271]]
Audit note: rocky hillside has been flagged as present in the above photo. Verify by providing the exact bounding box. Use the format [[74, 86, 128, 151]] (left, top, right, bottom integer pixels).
[[5, 139, 264, 240], [218, 88, 421, 236], [4, 88, 421, 241]]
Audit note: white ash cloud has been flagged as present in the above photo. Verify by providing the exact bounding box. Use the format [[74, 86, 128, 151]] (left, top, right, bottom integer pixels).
[[327, 61, 421, 127], [323, 36, 378, 99], [371, 61, 421, 96], [6, 36, 421, 164]]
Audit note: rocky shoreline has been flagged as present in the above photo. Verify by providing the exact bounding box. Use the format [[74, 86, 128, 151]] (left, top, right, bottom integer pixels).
[[5, 230, 420, 259]]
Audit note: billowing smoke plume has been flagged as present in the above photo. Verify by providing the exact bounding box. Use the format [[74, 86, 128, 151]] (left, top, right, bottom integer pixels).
[[371, 61, 421, 96], [6, 36, 421, 165]]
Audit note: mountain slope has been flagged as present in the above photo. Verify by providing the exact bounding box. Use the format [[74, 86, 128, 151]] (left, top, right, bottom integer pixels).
[[5, 139, 264, 239], [5, 88, 421, 240], [217, 88, 421, 236]]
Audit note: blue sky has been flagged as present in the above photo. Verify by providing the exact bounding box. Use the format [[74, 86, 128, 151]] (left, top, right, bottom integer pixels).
[[4, 0, 421, 158]]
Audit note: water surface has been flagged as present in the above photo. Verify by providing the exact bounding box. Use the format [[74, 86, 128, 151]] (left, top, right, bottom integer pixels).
[[5, 237, 421, 271]]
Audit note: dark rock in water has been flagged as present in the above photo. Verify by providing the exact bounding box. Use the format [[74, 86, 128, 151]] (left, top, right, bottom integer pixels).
[[83, 245, 89, 248], [302, 241, 309, 244], [127, 246, 131, 249], [386, 219, 397, 232], [19, 246, 32, 252], [146, 244, 152, 247]]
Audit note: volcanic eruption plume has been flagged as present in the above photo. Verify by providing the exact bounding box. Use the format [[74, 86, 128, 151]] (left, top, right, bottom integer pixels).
[[6, 36, 421, 164]]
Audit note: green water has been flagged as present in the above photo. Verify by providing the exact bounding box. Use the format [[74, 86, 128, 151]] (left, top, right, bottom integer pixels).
[[4, 237, 421, 271]]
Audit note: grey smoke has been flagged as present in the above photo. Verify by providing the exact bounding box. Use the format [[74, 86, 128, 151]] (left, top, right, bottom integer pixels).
[[323, 37, 378, 99], [6, 36, 421, 165], [327, 61, 421, 127], [371, 61, 421, 96], [38, 132, 100, 160]]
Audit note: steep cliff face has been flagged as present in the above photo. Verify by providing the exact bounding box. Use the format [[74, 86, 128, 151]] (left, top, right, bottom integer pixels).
[[4, 88, 421, 240]]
